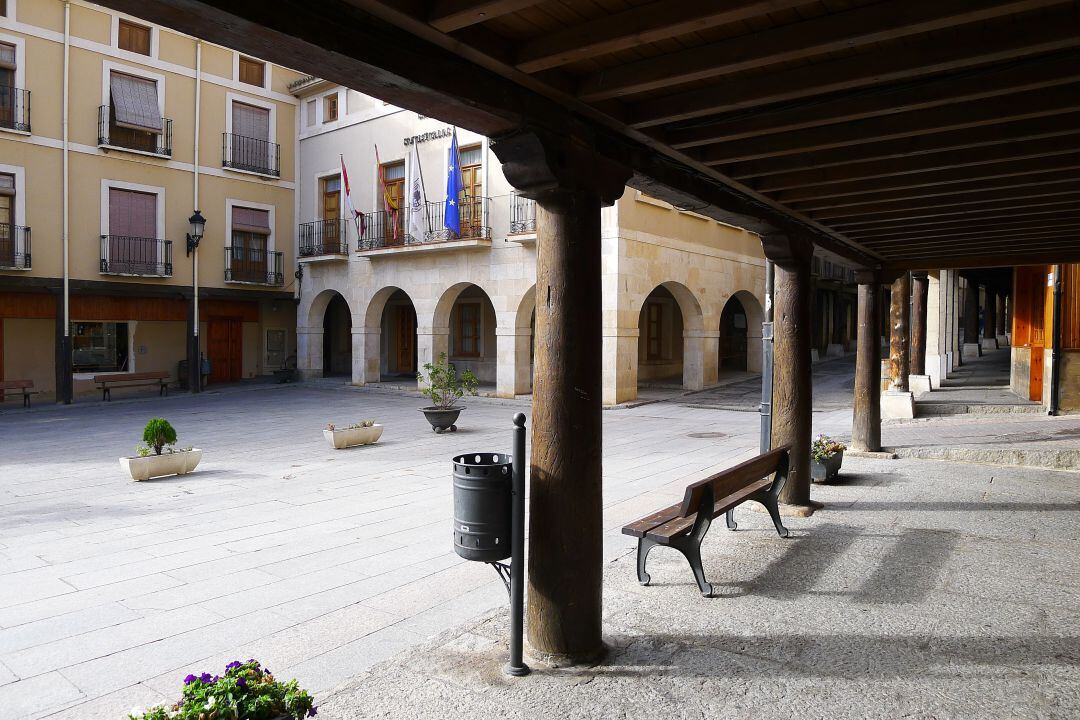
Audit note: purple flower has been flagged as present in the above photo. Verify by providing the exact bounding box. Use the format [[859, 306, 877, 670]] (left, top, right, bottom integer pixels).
[[200, 673, 213, 683], [236, 677, 247, 689], [308, 707, 318, 718], [183, 674, 197, 685], [226, 661, 242, 671]]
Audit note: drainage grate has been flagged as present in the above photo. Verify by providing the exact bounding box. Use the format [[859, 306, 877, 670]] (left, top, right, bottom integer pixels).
[[687, 432, 726, 439]]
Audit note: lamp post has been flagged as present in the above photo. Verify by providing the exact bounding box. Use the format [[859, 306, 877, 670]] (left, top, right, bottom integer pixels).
[[186, 210, 205, 394]]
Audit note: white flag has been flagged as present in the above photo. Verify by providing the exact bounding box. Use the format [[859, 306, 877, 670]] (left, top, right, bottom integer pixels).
[[407, 148, 428, 243]]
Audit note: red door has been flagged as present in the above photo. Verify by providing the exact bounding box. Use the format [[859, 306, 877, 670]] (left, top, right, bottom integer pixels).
[[207, 318, 242, 383]]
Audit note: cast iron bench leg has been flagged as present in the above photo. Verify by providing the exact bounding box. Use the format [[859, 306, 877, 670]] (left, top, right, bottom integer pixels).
[[725, 508, 737, 531], [636, 537, 658, 586]]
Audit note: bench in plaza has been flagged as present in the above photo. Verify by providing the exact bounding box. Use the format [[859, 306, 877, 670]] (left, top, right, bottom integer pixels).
[[622, 445, 792, 597], [93, 371, 170, 401], [1, 379, 39, 408]]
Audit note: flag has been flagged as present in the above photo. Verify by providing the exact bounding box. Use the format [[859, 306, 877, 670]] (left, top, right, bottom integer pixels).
[[375, 144, 398, 241], [340, 154, 365, 237], [406, 148, 428, 243], [444, 129, 463, 237]]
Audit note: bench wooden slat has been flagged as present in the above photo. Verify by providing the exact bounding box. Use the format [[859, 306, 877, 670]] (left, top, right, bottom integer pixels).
[[0, 379, 33, 390], [679, 445, 790, 516], [94, 371, 169, 384], [621, 501, 683, 539], [646, 477, 773, 544]]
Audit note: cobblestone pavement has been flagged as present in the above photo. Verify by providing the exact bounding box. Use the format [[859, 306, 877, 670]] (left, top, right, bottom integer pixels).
[[1, 358, 1077, 719]]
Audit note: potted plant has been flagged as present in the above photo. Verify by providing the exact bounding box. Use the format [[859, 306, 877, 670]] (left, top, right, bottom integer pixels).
[[128, 659, 316, 719], [119, 418, 202, 481], [323, 419, 384, 449], [417, 352, 479, 433], [810, 434, 846, 483]]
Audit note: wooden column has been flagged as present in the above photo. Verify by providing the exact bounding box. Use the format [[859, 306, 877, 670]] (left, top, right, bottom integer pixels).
[[964, 278, 980, 345], [985, 288, 997, 347], [889, 273, 910, 391], [852, 272, 881, 452], [910, 272, 928, 376], [763, 234, 814, 509], [492, 129, 629, 664]]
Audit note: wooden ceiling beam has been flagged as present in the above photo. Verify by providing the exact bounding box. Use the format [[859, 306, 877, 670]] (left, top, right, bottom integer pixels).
[[887, 250, 1080, 271], [892, 239, 1080, 259], [626, 7, 1080, 128], [665, 52, 1080, 149], [827, 197, 1080, 228], [810, 182, 1080, 222], [833, 206, 1080, 233], [428, 0, 542, 33], [580, 0, 1068, 102], [772, 152, 1080, 204], [752, 134, 1080, 191], [789, 170, 1080, 213], [861, 226, 1080, 247], [515, 0, 808, 74], [847, 213, 1080, 240], [692, 84, 1080, 165], [724, 115, 1080, 179]]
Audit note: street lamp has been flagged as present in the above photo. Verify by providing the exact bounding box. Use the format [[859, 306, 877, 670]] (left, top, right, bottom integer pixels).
[[187, 210, 206, 393]]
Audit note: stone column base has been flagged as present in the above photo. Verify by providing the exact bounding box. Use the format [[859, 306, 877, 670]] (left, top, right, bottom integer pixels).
[[962, 342, 982, 358], [908, 374, 932, 395], [825, 343, 844, 358], [981, 338, 999, 351], [881, 390, 915, 419], [811, 348, 821, 363], [996, 334, 1009, 347]]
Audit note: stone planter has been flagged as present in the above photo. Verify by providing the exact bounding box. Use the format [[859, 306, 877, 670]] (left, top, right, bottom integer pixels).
[[323, 424, 384, 449], [120, 449, 202, 481], [420, 406, 462, 433], [811, 450, 843, 483]]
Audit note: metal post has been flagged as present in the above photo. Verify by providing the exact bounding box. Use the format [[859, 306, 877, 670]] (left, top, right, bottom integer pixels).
[[1050, 265, 1064, 416], [506, 412, 530, 676], [759, 260, 775, 453]]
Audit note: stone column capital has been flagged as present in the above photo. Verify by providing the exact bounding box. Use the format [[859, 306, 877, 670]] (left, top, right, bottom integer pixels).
[[761, 233, 814, 270]]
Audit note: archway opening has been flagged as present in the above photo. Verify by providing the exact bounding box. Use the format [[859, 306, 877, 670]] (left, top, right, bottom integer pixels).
[[379, 289, 417, 382], [719, 295, 749, 373], [637, 285, 684, 387], [448, 284, 498, 392], [322, 293, 352, 377]]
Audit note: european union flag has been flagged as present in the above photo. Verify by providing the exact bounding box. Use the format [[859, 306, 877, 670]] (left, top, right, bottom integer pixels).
[[445, 130, 463, 237]]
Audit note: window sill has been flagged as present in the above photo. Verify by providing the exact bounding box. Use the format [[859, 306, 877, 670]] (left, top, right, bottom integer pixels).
[[98, 143, 172, 159], [0, 265, 31, 271], [225, 279, 284, 287], [505, 231, 536, 244], [0, 126, 32, 137], [99, 271, 172, 279], [298, 252, 348, 262], [222, 165, 281, 180], [356, 237, 491, 257]]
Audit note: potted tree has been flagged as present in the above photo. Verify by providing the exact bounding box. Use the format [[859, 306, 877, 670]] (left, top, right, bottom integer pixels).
[[417, 352, 479, 433], [810, 434, 846, 483], [323, 419, 384, 449], [119, 418, 202, 481], [128, 659, 316, 719]]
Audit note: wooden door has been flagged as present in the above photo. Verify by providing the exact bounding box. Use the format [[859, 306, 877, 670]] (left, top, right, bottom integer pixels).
[[384, 176, 404, 246], [459, 150, 482, 237], [207, 318, 242, 384], [321, 176, 341, 246], [395, 305, 416, 373], [0, 180, 12, 267]]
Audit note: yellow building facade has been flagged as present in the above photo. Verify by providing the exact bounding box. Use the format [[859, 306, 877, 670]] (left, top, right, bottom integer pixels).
[[0, 0, 302, 401]]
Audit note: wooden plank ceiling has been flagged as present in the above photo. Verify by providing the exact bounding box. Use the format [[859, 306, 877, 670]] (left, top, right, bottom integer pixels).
[[97, 0, 1080, 270]]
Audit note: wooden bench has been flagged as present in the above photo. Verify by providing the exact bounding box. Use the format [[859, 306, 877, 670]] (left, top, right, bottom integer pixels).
[[622, 445, 792, 597], [93, 371, 170, 401], [1, 379, 38, 408], [273, 355, 298, 384]]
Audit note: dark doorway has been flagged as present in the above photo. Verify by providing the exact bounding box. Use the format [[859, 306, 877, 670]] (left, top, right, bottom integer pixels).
[[322, 293, 352, 376], [719, 296, 748, 372]]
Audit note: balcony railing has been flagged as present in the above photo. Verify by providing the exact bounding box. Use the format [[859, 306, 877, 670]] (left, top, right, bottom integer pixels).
[[98, 106, 172, 156], [299, 219, 348, 256], [0, 87, 31, 133], [358, 197, 491, 251], [0, 225, 31, 269], [509, 193, 536, 235], [225, 246, 284, 285], [223, 133, 281, 177], [100, 235, 172, 276]]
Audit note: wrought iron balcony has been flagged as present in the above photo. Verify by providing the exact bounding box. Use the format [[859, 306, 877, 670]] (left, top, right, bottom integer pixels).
[[0, 87, 31, 133], [424, 197, 491, 242], [509, 193, 536, 235], [225, 246, 284, 285], [98, 105, 172, 156], [0, 225, 30, 269], [222, 133, 281, 177], [299, 219, 348, 257], [100, 235, 172, 276], [358, 197, 491, 252], [357, 209, 405, 251]]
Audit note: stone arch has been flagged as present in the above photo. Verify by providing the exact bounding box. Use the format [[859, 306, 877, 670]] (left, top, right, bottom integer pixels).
[[298, 288, 354, 379], [721, 290, 764, 374], [637, 281, 707, 391], [432, 282, 499, 388], [306, 287, 352, 328], [432, 280, 500, 331], [498, 285, 536, 397], [360, 286, 419, 384]]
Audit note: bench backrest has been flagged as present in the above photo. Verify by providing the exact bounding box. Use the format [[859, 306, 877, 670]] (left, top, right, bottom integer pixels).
[[678, 445, 790, 517], [0, 379, 32, 390], [94, 371, 169, 382]]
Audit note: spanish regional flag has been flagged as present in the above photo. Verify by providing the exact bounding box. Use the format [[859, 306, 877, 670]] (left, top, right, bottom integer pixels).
[[374, 144, 399, 240], [340, 154, 365, 237]]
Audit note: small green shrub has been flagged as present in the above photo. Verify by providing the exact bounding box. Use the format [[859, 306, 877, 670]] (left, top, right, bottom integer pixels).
[[142, 418, 177, 456], [417, 353, 478, 410], [128, 659, 316, 719]]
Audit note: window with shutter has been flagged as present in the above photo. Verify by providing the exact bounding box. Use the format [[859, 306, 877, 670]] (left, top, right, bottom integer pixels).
[[109, 188, 156, 238], [306, 100, 316, 127], [324, 94, 338, 122], [232, 102, 269, 140], [0, 173, 12, 266], [118, 20, 151, 55], [0, 43, 14, 131], [110, 72, 162, 133], [238, 56, 265, 87]]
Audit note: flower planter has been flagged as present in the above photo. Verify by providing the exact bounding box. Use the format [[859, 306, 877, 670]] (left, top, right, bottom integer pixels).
[[120, 449, 202, 481], [323, 424, 384, 449], [811, 450, 843, 483], [420, 406, 462, 433]]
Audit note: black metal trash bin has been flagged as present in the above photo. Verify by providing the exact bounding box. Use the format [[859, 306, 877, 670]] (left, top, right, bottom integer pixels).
[[452, 452, 512, 562]]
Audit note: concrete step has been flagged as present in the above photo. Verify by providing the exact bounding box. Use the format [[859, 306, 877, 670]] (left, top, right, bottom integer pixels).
[[915, 402, 1044, 417], [889, 444, 1080, 471]]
